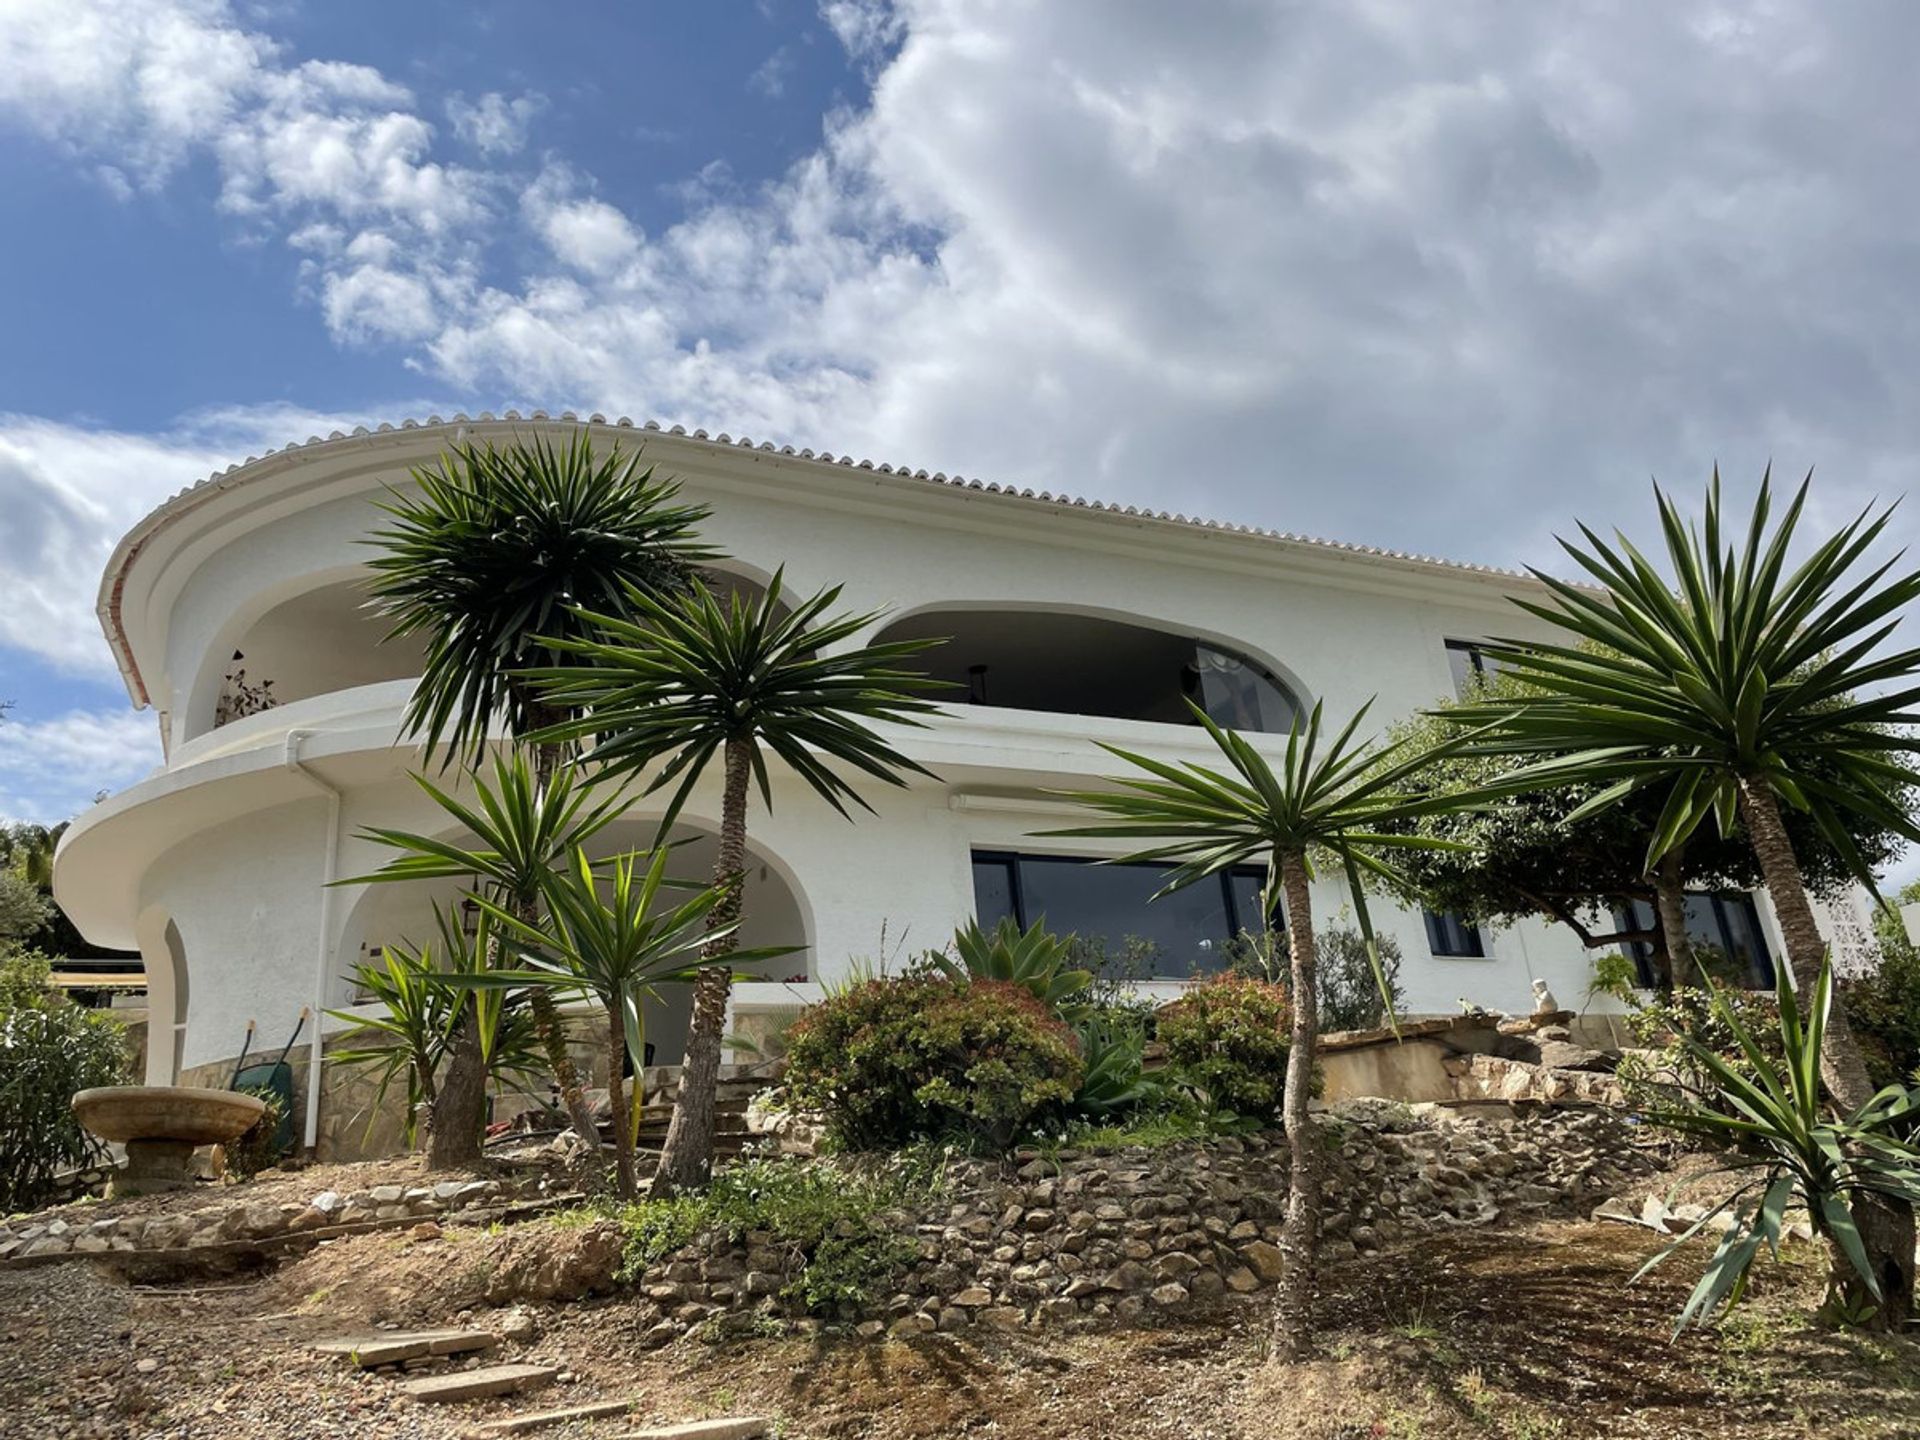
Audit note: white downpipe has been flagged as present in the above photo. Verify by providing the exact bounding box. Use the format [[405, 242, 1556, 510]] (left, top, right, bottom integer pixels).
[[284, 730, 344, 1154]]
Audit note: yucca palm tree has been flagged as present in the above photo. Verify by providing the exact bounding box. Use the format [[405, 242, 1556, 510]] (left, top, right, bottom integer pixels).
[[475, 847, 766, 1196], [530, 570, 945, 1192], [1053, 701, 1474, 1360], [345, 756, 627, 1164], [360, 430, 710, 1166], [1450, 469, 1920, 1324], [365, 430, 713, 771]]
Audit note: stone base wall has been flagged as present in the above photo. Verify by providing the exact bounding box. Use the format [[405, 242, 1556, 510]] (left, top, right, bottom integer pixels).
[[0, 1175, 542, 1262], [626, 1101, 1659, 1345], [177, 1015, 618, 1162]]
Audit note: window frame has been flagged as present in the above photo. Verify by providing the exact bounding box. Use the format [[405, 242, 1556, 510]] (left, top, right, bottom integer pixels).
[[1423, 907, 1487, 959], [1612, 891, 1777, 989], [970, 849, 1276, 976]]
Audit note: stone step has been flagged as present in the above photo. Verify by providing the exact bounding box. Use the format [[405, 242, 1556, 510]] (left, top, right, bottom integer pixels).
[[311, 1329, 498, 1368], [397, 1363, 559, 1404], [478, 1398, 635, 1434], [611, 1421, 771, 1440]]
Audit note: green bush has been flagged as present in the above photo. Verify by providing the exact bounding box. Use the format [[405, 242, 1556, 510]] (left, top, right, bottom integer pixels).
[[1067, 1011, 1160, 1118], [1314, 926, 1406, 1032], [1158, 973, 1294, 1121], [1225, 925, 1405, 1032], [1615, 984, 1783, 1128], [604, 1155, 930, 1313], [784, 976, 1083, 1150], [0, 948, 131, 1212], [1843, 940, 1920, 1089]]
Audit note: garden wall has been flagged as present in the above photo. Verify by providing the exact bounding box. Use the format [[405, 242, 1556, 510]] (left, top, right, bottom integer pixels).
[[625, 1101, 1658, 1344]]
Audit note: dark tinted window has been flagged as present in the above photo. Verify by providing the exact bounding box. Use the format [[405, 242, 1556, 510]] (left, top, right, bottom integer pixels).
[[1614, 893, 1775, 989], [1424, 909, 1486, 958], [971, 852, 1274, 978]]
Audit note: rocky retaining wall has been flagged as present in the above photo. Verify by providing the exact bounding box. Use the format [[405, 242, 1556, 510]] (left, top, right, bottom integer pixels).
[[626, 1101, 1660, 1344], [0, 1175, 552, 1263]]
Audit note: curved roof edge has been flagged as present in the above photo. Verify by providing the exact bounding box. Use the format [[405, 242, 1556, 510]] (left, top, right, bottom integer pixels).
[[98, 409, 1535, 707]]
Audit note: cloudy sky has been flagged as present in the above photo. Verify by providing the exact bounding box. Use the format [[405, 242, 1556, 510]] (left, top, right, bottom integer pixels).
[[2, 0, 1919, 828]]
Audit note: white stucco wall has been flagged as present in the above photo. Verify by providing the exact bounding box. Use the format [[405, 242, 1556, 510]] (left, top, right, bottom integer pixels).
[[62, 418, 1764, 1085]]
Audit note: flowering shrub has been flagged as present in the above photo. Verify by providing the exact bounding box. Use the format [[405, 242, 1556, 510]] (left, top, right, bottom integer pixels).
[[1158, 973, 1295, 1120], [784, 976, 1083, 1150]]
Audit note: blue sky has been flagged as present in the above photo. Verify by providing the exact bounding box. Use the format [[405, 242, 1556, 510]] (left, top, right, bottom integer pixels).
[[3, 1, 1920, 867]]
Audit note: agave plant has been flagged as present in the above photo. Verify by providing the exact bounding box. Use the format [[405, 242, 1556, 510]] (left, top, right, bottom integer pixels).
[[1636, 956, 1920, 1333], [926, 916, 1093, 1012], [1068, 1013, 1158, 1118]]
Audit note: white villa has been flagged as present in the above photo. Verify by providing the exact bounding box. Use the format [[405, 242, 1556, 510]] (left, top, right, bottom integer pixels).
[[54, 413, 1824, 1156]]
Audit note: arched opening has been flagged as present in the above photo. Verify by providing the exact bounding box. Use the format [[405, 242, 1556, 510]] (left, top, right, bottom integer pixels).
[[332, 816, 811, 1072], [875, 606, 1303, 733], [195, 576, 427, 736], [135, 907, 188, 1085], [584, 817, 812, 1067]]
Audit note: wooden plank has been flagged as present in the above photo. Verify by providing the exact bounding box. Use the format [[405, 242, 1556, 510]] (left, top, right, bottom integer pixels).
[[611, 1421, 771, 1440], [478, 1398, 635, 1434], [311, 1329, 497, 1367], [397, 1363, 558, 1403]]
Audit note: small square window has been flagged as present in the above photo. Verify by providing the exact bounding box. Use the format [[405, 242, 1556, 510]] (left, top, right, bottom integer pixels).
[[1424, 908, 1486, 958]]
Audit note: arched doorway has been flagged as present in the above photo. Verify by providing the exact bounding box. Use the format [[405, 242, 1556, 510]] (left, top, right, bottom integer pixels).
[[331, 815, 812, 1071]]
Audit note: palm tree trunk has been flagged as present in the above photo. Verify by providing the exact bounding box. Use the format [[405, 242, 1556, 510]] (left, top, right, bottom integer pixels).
[[654, 735, 754, 1194], [427, 1008, 487, 1169], [529, 985, 602, 1149], [526, 733, 602, 1152], [1653, 852, 1698, 990], [1737, 775, 1914, 1328], [606, 1001, 636, 1197], [1270, 847, 1321, 1363], [1736, 778, 1875, 1105]]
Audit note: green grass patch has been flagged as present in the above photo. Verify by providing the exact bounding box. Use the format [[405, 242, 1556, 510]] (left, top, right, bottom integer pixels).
[[1027, 1107, 1249, 1156], [596, 1154, 941, 1314]]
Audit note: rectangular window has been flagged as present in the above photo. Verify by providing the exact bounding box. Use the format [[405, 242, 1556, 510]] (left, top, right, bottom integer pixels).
[[1445, 639, 1504, 698], [1613, 893, 1776, 989], [970, 851, 1275, 978], [1424, 908, 1486, 958]]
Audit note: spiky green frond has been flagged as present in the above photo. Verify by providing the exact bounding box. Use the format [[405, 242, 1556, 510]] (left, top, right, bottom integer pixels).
[[1447, 469, 1920, 882], [363, 430, 715, 766], [528, 569, 947, 831], [340, 752, 628, 904], [1050, 700, 1477, 897]]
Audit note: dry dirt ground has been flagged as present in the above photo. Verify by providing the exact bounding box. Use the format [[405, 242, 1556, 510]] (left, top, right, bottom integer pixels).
[[3, 1207, 1917, 1440]]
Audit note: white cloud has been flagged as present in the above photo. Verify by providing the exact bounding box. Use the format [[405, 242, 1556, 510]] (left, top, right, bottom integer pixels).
[[522, 167, 643, 277], [2, 0, 1919, 630], [0, 706, 162, 824], [447, 90, 542, 156], [0, 405, 440, 678], [748, 47, 795, 100]]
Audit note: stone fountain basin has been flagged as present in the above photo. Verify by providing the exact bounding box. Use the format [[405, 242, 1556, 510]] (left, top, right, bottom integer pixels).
[[72, 1086, 266, 1146]]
